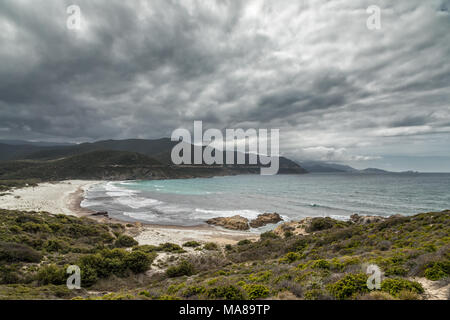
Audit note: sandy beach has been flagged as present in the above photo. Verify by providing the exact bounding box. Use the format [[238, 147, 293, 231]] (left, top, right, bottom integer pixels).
[[0, 180, 256, 245], [0, 180, 100, 216]]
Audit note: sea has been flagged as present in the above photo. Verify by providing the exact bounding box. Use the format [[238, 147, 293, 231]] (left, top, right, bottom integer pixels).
[[81, 173, 450, 230]]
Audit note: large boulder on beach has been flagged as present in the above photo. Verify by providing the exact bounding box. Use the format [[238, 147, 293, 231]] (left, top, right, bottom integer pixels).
[[91, 211, 109, 217], [207, 213, 285, 230], [249, 213, 283, 228], [206, 215, 250, 230]]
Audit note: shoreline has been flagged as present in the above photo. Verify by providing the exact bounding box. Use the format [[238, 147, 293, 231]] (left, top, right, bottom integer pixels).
[[0, 180, 258, 245], [0, 180, 101, 216]]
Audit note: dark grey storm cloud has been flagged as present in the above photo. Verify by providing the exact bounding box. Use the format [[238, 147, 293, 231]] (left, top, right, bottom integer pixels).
[[0, 0, 449, 171]]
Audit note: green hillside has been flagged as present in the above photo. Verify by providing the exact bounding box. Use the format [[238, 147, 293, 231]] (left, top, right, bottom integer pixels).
[[0, 150, 165, 181], [0, 209, 448, 300], [0, 138, 177, 161], [0, 138, 307, 181]]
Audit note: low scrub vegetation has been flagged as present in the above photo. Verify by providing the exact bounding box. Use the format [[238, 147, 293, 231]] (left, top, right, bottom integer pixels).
[[134, 243, 185, 254], [166, 261, 195, 278], [0, 209, 153, 298], [0, 209, 448, 300], [114, 235, 138, 248]]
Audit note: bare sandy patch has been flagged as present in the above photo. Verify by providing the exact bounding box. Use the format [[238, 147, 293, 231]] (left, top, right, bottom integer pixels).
[[413, 277, 450, 300], [135, 223, 259, 246], [0, 180, 101, 216]]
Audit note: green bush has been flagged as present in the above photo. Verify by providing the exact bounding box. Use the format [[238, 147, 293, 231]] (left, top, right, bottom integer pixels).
[[207, 285, 244, 300], [311, 259, 331, 270], [0, 267, 21, 285], [78, 265, 98, 287], [260, 232, 280, 240], [306, 218, 335, 232], [381, 278, 424, 297], [158, 242, 185, 253], [237, 239, 252, 246], [287, 239, 308, 252], [385, 266, 408, 277], [244, 284, 270, 300], [204, 242, 219, 251], [124, 251, 154, 273], [327, 273, 369, 300], [78, 253, 105, 276], [114, 235, 138, 248], [9, 225, 22, 233], [166, 260, 195, 278], [183, 241, 201, 248], [424, 262, 449, 281], [284, 231, 294, 238], [44, 239, 68, 253], [248, 271, 272, 282], [132, 245, 159, 253], [101, 292, 134, 300], [422, 243, 437, 252], [304, 289, 324, 300], [95, 249, 128, 277], [279, 252, 301, 264], [78, 248, 153, 285], [0, 241, 42, 263], [139, 290, 151, 298], [167, 282, 186, 294], [37, 265, 66, 285], [158, 295, 180, 300], [182, 286, 206, 298], [21, 222, 51, 233], [329, 258, 345, 271]]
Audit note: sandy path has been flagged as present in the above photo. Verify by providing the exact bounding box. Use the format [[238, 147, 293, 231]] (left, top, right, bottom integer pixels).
[[413, 277, 450, 300]]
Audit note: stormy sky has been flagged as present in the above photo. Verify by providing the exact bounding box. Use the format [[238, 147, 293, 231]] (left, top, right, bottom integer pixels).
[[0, 0, 449, 171]]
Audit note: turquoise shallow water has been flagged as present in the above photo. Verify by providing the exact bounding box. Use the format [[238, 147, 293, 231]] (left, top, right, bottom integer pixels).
[[81, 173, 450, 228]]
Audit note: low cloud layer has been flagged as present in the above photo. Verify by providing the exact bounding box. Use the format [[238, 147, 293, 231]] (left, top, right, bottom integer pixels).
[[0, 0, 449, 171]]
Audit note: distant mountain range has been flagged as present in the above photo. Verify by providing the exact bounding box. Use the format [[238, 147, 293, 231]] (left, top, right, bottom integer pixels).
[[0, 139, 306, 181], [0, 138, 174, 161], [0, 139, 419, 181], [298, 160, 419, 174], [0, 140, 75, 147], [298, 161, 358, 173]]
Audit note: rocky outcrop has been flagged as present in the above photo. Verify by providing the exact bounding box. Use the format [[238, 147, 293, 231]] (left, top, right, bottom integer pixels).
[[350, 214, 386, 225], [206, 215, 250, 230], [91, 211, 109, 217], [249, 213, 283, 228], [207, 213, 283, 231], [273, 214, 401, 237], [273, 218, 313, 237]]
